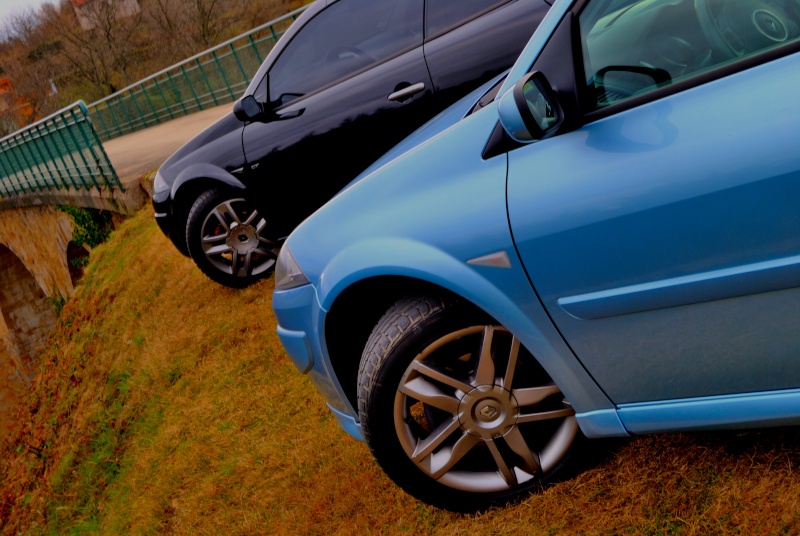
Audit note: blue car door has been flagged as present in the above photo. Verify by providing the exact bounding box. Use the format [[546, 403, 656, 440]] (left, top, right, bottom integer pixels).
[[506, 0, 800, 404]]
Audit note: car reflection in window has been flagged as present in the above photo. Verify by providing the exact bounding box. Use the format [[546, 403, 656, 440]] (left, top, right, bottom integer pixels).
[[581, 0, 800, 109]]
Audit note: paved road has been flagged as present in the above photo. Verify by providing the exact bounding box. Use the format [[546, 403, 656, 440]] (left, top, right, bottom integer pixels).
[[103, 104, 232, 193]]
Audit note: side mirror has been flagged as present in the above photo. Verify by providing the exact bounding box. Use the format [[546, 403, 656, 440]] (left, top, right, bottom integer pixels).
[[233, 95, 263, 121], [593, 65, 671, 107], [498, 71, 563, 143]]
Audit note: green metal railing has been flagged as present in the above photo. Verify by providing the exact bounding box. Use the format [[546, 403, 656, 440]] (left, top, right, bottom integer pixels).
[[87, 5, 309, 142], [0, 5, 308, 200], [0, 100, 121, 198]]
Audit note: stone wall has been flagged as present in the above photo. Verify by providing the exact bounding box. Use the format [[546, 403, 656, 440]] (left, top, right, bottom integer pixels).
[[0, 207, 74, 301], [0, 207, 75, 436], [0, 245, 58, 362]]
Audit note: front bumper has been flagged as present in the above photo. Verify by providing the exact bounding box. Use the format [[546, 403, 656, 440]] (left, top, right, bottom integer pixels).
[[153, 188, 174, 237], [273, 283, 364, 441], [152, 190, 190, 256]]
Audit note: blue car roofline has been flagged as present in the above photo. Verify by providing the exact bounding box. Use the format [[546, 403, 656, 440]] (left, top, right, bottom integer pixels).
[[499, 0, 574, 97]]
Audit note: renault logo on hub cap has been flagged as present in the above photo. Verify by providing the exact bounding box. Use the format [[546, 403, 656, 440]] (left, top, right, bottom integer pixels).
[[479, 404, 500, 421], [458, 385, 520, 438]]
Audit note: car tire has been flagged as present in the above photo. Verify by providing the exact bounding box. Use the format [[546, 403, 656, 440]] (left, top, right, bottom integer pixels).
[[358, 296, 580, 512], [185, 188, 280, 288]]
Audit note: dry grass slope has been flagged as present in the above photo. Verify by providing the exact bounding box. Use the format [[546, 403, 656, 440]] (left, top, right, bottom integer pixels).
[[1, 206, 799, 534]]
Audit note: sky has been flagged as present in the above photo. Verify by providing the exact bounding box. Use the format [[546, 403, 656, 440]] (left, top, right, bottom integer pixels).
[[0, 0, 54, 29]]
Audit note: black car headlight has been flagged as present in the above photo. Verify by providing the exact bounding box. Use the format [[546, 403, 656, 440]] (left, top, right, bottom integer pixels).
[[153, 169, 169, 195]]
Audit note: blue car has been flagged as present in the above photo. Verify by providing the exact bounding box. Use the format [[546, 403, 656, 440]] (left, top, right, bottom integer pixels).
[[273, 0, 800, 511]]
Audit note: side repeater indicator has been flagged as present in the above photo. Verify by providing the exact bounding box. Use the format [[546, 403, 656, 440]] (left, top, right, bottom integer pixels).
[[467, 251, 512, 268]]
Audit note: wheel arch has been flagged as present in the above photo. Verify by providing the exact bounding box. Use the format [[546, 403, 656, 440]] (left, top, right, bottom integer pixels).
[[311, 237, 616, 419], [325, 276, 488, 408], [169, 164, 247, 253], [324, 275, 484, 412]]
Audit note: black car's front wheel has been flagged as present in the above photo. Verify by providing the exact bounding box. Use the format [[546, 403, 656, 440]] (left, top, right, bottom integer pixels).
[[358, 296, 579, 512], [186, 188, 280, 288]]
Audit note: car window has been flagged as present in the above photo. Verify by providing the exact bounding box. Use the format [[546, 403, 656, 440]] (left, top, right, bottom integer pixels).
[[266, 0, 423, 105], [579, 0, 800, 111], [426, 0, 508, 36]]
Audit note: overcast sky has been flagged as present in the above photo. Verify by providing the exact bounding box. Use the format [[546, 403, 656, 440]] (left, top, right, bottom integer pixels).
[[0, 0, 54, 28]]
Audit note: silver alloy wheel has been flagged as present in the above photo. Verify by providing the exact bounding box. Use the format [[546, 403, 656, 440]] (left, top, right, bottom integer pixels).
[[394, 325, 578, 493], [200, 198, 279, 278]]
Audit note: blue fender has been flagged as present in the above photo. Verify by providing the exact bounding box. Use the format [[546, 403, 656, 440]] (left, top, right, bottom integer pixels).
[[315, 236, 620, 425]]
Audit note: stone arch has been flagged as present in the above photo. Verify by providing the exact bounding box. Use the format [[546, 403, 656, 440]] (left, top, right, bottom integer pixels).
[[67, 240, 92, 286], [0, 244, 58, 375], [0, 244, 59, 438], [0, 206, 79, 390], [0, 206, 75, 302]]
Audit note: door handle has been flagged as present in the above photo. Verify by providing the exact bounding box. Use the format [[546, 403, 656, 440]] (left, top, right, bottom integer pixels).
[[388, 82, 426, 102], [275, 108, 305, 120]]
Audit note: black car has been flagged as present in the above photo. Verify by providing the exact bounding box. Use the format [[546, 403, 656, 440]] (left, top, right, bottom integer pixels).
[[152, 0, 550, 288]]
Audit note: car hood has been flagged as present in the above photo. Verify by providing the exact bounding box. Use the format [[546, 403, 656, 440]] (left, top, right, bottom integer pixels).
[[157, 111, 244, 183], [286, 86, 513, 298], [336, 71, 508, 196]]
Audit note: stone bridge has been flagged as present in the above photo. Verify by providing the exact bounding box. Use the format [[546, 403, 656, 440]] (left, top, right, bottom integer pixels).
[[0, 106, 228, 435]]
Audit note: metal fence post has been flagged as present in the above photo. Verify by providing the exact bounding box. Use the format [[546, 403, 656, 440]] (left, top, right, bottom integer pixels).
[[180, 65, 205, 111], [128, 87, 148, 130], [196, 58, 219, 106], [153, 78, 175, 120], [229, 43, 249, 82], [141, 83, 162, 125], [165, 72, 189, 116]]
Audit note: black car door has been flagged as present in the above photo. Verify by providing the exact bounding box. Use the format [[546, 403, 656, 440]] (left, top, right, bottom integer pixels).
[[422, 0, 549, 109], [241, 0, 431, 238]]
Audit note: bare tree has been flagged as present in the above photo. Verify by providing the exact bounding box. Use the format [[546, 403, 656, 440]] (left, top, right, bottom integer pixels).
[[52, 0, 144, 97], [1, 6, 40, 43], [190, 0, 224, 48], [141, 0, 196, 63], [0, 4, 66, 123], [0, 0, 311, 130]]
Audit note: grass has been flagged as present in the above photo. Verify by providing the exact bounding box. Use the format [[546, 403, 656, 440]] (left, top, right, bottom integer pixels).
[[1, 206, 800, 534]]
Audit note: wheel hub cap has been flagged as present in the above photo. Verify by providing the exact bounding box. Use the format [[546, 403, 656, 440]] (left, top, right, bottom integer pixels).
[[458, 385, 519, 439], [226, 222, 259, 254]]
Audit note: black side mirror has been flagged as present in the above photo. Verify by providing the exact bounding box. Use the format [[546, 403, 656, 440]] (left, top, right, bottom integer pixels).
[[233, 95, 263, 121], [498, 71, 563, 143]]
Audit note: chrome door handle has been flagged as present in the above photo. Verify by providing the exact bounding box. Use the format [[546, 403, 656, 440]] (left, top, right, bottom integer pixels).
[[388, 82, 426, 102]]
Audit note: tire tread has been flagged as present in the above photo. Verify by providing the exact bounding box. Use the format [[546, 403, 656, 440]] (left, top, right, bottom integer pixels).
[[185, 187, 221, 254], [357, 296, 445, 442], [355, 295, 581, 511]]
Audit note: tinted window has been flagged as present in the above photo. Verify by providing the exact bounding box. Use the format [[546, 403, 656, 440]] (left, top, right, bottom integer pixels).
[[579, 0, 800, 110], [426, 0, 507, 36], [267, 0, 423, 105]]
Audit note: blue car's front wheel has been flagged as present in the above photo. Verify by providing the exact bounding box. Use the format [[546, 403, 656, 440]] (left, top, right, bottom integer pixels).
[[357, 296, 580, 511]]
